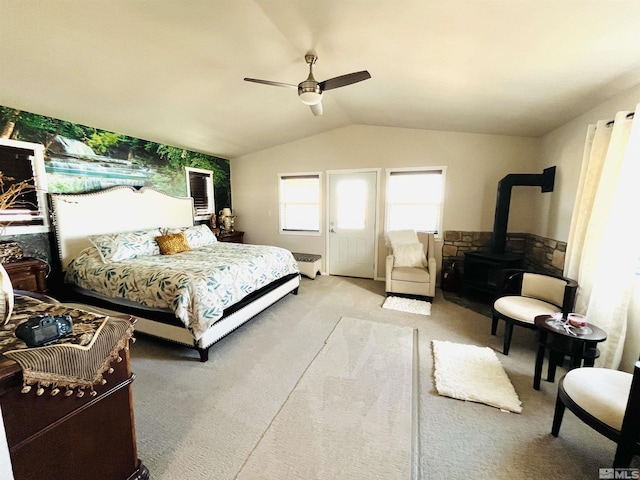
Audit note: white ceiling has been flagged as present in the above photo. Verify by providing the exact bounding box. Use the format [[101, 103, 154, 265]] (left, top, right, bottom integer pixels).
[[1, 1, 640, 159]]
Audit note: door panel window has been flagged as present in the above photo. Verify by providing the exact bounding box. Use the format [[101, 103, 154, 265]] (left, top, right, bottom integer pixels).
[[336, 179, 366, 230]]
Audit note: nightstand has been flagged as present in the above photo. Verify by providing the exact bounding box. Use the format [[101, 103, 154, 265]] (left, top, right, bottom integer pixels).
[[217, 231, 244, 243], [3, 257, 49, 294]]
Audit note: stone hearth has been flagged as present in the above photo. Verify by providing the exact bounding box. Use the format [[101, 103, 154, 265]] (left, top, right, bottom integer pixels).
[[441, 230, 567, 297]]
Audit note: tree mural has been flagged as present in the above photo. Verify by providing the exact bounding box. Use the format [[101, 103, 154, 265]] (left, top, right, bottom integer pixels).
[[0, 106, 231, 209]]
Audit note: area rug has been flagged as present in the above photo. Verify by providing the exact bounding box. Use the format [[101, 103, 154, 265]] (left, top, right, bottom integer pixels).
[[432, 340, 522, 413], [236, 317, 415, 479], [383, 296, 431, 315]]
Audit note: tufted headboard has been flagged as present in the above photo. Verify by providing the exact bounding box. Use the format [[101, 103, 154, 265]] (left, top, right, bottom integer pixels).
[[49, 186, 195, 270]]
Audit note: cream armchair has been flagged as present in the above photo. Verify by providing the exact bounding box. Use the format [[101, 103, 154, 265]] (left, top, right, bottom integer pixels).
[[491, 269, 578, 355], [552, 360, 640, 467], [385, 232, 436, 300]]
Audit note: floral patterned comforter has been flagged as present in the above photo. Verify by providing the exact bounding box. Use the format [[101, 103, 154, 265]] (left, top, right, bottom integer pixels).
[[65, 243, 300, 340]]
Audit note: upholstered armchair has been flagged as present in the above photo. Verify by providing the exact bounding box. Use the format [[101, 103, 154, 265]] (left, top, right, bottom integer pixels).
[[552, 361, 640, 467], [492, 269, 578, 355], [385, 231, 436, 300]]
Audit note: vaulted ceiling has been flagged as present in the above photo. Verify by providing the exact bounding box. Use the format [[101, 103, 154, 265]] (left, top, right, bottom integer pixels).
[[1, 1, 640, 159]]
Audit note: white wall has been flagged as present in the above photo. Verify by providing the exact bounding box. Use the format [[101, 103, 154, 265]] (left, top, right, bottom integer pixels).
[[538, 83, 640, 242], [231, 125, 539, 277], [539, 83, 640, 373], [231, 83, 640, 279]]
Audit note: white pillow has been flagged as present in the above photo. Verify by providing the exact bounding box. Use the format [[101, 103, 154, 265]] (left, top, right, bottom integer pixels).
[[165, 224, 218, 248], [183, 224, 217, 248], [386, 230, 420, 248], [89, 228, 163, 263], [393, 243, 426, 268]]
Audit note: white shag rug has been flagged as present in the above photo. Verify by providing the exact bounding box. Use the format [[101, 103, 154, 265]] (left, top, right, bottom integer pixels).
[[382, 296, 431, 315], [432, 340, 522, 413]]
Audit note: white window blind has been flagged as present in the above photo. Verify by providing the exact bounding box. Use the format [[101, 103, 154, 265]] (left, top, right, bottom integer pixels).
[[185, 167, 214, 219], [0, 139, 48, 231], [385, 168, 445, 234], [279, 173, 321, 233]]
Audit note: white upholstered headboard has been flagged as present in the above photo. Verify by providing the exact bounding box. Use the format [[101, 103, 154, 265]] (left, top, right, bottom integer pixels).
[[50, 186, 195, 270]]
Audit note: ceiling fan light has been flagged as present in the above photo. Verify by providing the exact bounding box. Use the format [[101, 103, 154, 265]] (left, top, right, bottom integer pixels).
[[299, 90, 323, 105]]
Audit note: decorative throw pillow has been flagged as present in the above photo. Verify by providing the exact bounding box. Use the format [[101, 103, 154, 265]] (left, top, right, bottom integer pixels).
[[182, 224, 217, 248], [89, 228, 162, 263], [155, 232, 191, 255], [0, 263, 14, 325], [393, 243, 426, 268], [385, 229, 420, 249]]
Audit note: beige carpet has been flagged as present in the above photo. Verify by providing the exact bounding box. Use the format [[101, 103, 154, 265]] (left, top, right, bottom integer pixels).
[[121, 276, 638, 479], [236, 317, 414, 479]]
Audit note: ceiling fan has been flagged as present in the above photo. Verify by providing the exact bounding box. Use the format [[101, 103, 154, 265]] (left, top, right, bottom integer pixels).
[[244, 51, 371, 116]]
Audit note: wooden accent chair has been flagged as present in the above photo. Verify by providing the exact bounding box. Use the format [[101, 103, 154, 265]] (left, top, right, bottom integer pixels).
[[491, 269, 578, 355], [552, 361, 640, 467], [385, 232, 436, 300]]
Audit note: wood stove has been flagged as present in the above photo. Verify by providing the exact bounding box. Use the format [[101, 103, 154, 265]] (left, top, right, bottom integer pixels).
[[463, 167, 556, 300], [463, 251, 523, 299]]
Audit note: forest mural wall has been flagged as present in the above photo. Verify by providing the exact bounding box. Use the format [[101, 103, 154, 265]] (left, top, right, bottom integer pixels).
[[0, 105, 231, 266], [0, 105, 231, 209]]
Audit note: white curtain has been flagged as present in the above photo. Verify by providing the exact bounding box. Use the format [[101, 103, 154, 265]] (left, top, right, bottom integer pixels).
[[565, 104, 640, 370]]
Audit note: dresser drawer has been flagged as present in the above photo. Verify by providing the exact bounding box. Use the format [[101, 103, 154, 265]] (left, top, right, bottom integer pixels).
[[3, 258, 48, 294]]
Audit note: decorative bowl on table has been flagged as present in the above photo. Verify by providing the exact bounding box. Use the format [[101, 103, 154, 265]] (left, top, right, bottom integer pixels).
[[568, 313, 587, 327]]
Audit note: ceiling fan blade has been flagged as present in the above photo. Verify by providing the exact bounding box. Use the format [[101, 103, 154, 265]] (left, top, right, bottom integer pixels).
[[318, 71, 371, 91], [244, 77, 297, 88], [310, 102, 323, 116]]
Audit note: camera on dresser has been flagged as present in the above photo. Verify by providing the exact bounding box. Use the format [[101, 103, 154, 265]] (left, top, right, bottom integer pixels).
[[15, 314, 73, 347]]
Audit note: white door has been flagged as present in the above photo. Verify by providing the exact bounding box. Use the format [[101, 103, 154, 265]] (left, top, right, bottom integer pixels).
[[328, 171, 377, 278]]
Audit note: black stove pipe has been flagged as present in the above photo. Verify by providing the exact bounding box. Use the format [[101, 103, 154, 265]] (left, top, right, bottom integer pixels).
[[491, 166, 556, 254]]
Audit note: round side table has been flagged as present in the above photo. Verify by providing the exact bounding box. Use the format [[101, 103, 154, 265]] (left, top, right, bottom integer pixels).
[[533, 315, 607, 390]]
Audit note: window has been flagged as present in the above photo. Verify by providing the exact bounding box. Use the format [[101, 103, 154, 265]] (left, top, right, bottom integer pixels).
[[0, 138, 49, 234], [185, 167, 215, 220], [385, 167, 445, 234], [278, 173, 321, 235], [336, 179, 366, 229]]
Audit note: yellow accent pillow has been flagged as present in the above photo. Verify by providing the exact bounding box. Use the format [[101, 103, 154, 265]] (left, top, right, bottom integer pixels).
[[155, 232, 191, 255]]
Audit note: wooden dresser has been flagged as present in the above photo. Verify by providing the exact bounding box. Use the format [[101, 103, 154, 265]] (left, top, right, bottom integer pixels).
[[0, 296, 148, 480], [3, 258, 48, 294]]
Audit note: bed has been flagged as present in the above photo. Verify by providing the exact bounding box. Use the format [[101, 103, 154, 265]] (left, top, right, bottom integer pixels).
[[49, 186, 300, 361]]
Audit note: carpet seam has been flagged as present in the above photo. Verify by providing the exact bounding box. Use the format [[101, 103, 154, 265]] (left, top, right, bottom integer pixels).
[[233, 316, 344, 480], [411, 328, 420, 480]]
